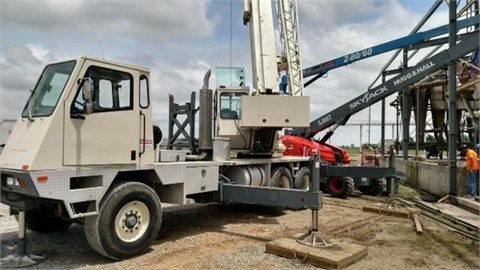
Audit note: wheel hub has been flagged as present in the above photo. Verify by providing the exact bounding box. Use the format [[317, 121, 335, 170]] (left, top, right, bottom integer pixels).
[[125, 213, 138, 229], [115, 201, 150, 243], [330, 177, 343, 192]]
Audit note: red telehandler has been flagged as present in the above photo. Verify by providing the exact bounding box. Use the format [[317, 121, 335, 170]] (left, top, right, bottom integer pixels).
[[282, 135, 355, 198]]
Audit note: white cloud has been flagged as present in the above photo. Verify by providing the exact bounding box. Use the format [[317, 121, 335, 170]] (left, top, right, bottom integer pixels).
[[25, 44, 52, 62], [1, 0, 219, 41], [298, 0, 379, 27]]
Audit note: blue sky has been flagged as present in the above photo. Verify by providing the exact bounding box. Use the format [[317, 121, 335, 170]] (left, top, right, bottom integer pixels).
[[0, 0, 467, 146]]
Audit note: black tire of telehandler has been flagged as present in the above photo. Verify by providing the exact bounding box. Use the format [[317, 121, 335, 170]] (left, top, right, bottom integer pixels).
[[84, 181, 162, 260], [359, 178, 386, 196], [327, 177, 354, 199], [23, 204, 73, 234], [294, 166, 311, 190], [270, 167, 293, 189]]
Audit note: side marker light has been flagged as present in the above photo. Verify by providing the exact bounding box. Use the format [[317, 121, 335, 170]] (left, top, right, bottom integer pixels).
[[37, 175, 48, 183]]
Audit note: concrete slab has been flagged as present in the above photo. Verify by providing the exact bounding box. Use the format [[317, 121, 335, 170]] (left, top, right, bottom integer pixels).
[[416, 198, 480, 229], [436, 200, 480, 229], [266, 238, 367, 269], [396, 158, 471, 196], [452, 196, 480, 215]]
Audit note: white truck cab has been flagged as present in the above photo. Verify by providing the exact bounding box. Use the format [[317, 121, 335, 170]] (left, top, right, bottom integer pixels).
[[1, 57, 156, 170]]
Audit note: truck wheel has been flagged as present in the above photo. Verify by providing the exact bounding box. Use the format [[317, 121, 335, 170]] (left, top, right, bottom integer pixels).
[[327, 177, 354, 199], [270, 167, 293, 189], [294, 166, 310, 190], [23, 204, 72, 233], [84, 181, 162, 260], [359, 178, 386, 195]]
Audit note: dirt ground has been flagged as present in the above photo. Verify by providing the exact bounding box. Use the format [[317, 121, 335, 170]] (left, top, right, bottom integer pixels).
[[0, 184, 479, 270]]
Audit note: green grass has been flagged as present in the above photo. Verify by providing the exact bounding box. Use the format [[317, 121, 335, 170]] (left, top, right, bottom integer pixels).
[[344, 147, 361, 155]]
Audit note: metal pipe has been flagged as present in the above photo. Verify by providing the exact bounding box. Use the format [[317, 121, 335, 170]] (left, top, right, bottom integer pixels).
[[416, 86, 420, 156], [402, 48, 411, 160], [381, 74, 386, 155], [17, 211, 27, 256], [448, 0, 458, 196], [310, 154, 320, 192], [199, 70, 213, 151], [309, 154, 319, 232], [185, 152, 208, 161], [311, 210, 319, 232]]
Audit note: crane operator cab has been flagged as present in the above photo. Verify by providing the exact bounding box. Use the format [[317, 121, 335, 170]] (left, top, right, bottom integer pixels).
[[213, 67, 309, 157], [215, 86, 251, 155], [213, 66, 254, 156]]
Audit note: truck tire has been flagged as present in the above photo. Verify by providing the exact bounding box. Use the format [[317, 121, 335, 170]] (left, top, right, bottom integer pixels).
[[294, 166, 310, 190], [23, 204, 72, 233], [327, 177, 354, 199], [270, 167, 293, 189], [84, 181, 162, 260], [359, 178, 386, 195]]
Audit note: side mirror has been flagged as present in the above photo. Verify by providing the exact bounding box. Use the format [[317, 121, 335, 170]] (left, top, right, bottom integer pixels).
[[80, 78, 94, 115]]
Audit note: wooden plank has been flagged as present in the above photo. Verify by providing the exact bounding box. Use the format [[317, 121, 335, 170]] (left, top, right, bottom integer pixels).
[[266, 238, 367, 269], [412, 213, 423, 234], [437, 195, 450, 204], [396, 198, 415, 206], [362, 205, 419, 218]]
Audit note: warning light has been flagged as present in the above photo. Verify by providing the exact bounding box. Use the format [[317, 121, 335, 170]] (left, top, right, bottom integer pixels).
[[37, 175, 48, 183], [21, 164, 30, 170]]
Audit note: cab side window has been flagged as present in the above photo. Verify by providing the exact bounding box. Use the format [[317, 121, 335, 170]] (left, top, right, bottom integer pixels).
[[139, 75, 149, 108], [71, 66, 133, 115]]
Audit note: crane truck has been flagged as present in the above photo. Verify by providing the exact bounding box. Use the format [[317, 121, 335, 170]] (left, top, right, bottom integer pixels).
[[0, 0, 325, 264], [284, 15, 480, 197]]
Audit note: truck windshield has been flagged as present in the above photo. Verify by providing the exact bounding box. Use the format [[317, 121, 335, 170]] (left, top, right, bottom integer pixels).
[[21, 60, 76, 118]]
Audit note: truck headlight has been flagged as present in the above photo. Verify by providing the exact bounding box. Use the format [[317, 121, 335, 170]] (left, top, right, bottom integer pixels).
[[6, 177, 20, 187], [5, 177, 25, 188]]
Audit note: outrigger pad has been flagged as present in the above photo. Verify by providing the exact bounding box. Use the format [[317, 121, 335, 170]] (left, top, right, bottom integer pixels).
[[266, 237, 367, 269], [0, 254, 46, 268], [296, 231, 334, 248]]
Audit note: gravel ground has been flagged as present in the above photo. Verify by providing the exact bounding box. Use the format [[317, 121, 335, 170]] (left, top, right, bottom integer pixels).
[[1, 186, 479, 269]]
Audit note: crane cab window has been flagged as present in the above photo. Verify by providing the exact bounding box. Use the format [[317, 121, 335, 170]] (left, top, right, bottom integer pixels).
[[139, 75, 149, 108], [219, 92, 246, 119], [71, 66, 133, 115]]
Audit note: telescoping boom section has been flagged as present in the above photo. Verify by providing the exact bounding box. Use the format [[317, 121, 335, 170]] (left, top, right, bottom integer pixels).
[[302, 15, 479, 87], [290, 31, 479, 142]]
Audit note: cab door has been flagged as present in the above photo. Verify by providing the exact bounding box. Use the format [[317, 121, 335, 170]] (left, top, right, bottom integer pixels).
[[63, 61, 140, 166]]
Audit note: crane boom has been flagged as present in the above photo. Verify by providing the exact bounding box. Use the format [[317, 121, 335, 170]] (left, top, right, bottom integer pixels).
[[302, 15, 480, 87], [243, 0, 279, 93], [288, 31, 479, 141], [276, 0, 304, 96]]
